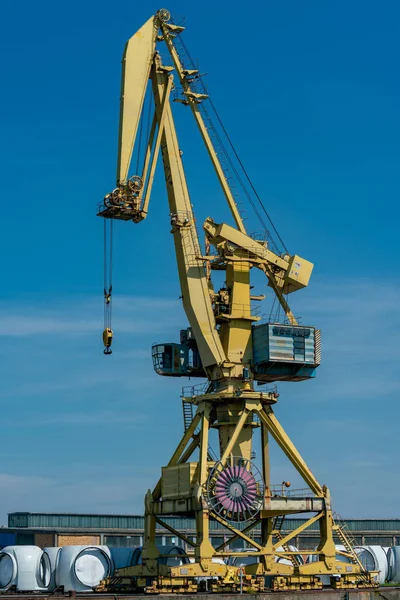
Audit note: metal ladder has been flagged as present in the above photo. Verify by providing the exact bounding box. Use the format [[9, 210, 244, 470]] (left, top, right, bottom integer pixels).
[[333, 513, 371, 584], [182, 400, 194, 432], [182, 399, 218, 462], [273, 515, 302, 567]]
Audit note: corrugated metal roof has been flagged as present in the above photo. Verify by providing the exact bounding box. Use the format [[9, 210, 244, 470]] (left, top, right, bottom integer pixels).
[[8, 513, 400, 533]]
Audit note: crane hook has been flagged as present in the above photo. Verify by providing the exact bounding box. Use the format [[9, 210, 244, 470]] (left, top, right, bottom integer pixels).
[[103, 327, 113, 355]]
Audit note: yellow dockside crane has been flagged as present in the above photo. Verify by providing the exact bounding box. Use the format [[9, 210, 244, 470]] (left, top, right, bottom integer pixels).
[[97, 9, 377, 593]]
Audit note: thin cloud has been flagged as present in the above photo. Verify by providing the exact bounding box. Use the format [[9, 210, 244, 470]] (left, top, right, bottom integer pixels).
[[0, 295, 184, 337]]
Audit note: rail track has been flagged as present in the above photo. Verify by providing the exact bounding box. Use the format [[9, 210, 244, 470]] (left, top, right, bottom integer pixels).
[[1, 590, 399, 599]]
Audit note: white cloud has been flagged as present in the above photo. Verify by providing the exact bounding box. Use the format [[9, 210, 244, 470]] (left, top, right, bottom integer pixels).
[[0, 295, 184, 337], [0, 467, 159, 522], [0, 280, 398, 520]]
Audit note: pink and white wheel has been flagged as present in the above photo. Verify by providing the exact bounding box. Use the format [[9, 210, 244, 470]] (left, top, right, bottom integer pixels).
[[206, 457, 264, 523]]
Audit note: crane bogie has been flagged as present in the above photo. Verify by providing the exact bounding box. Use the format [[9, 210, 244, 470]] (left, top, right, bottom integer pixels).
[[97, 9, 377, 593]]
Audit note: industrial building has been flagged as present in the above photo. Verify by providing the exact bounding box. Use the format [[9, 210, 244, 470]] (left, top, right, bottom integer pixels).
[[1, 513, 399, 551]]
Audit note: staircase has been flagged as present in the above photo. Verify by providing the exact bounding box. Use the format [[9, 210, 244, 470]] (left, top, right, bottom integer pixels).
[[333, 513, 371, 584], [182, 400, 194, 433], [182, 399, 218, 462]]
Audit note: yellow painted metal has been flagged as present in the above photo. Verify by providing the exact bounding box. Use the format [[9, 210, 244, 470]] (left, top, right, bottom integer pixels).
[[215, 405, 255, 462], [98, 9, 376, 593], [116, 16, 157, 184], [161, 463, 198, 499], [258, 407, 323, 496], [215, 519, 261, 552], [155, 517, 195, 548], [204, 219, 289, 270], [160, 22, 246, 235], [151, 61, 226, 371], [273, 513, 323, 550], [140, 74, 173, 217], [283, 254, 314, 293], [211, 511, 262, 551]]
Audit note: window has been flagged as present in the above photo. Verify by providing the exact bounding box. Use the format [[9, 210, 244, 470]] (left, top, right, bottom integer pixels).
[[297, 536, 318, 550], [164, 536, 178, 546], [104, 535, 141, 547], [364, 536, 393, 546]]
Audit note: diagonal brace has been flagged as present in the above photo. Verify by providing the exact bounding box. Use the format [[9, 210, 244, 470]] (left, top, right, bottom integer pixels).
[[211, 511, 262, 551], [257, 407, 323, 496]]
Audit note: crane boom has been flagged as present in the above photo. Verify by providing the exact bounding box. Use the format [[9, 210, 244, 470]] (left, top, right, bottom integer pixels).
[[151, 61, 226, 370], [116, 16, 157, 185]]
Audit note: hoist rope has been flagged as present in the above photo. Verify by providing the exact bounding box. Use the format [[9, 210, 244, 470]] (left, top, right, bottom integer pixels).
[[146, 88, 153, 143], [172, 30, 288, 255], [207, 96, 289, 255], [103, 218, 113, 330], [136, 99, 144, 174]]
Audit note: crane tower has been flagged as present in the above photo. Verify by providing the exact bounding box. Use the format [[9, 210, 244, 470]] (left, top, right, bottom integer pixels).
[[97, 9, 376, 593]]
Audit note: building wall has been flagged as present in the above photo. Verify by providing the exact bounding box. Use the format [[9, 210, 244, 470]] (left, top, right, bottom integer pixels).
[[58, 535, 100, 546], [35, 533, 55, 548], [6, 513, 400, 551]]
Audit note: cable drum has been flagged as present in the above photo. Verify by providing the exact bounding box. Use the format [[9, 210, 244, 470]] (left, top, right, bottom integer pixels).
[[206, 457, 264, 524]]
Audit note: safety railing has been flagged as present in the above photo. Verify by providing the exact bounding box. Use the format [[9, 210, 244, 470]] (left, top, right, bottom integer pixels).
[[269, 485, 315, 498]]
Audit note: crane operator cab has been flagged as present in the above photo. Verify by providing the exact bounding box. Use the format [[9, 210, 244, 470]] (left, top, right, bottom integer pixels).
[[152, 328, 206, 377]]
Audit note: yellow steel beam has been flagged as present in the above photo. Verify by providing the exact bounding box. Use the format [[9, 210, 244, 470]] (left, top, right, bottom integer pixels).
[[151, 63, 226, 371], [117, 16, 157, 184], [219, 407, 250, 466], [274, 513, 323, 550], [260, 263, 298, 325], [198, 404, 211, 486], [210, 511, 262, 551], [153, 410, 202, 500], [204, 219, 298, 325], [155, 517, 195, 547], [179, 434, 200, 464], [216, 519, 261, 552], [139, 111, 157, 204], [160, 22, 246, 234], [257, 408, 323, 496], [141, 73, 173, 217]]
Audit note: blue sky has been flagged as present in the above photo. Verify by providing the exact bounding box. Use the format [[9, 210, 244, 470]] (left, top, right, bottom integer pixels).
[[0, 0, 399, 524]]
